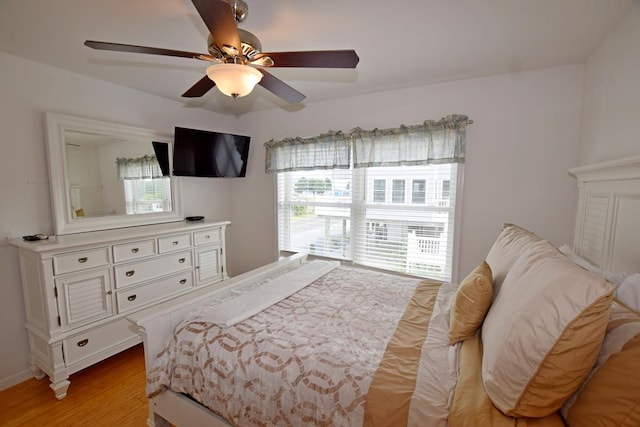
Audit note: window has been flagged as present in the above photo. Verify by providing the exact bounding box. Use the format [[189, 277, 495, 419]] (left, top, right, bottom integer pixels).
[[373, 179, 386, 202], [116, 155, 172, 215], [442, 180, 450, 198], [392, 180, 405, 203], [411, 180, 426, 204], [123, 177, 172, 215], [277, 163, 459, 281], [269, 114, 470, 282]]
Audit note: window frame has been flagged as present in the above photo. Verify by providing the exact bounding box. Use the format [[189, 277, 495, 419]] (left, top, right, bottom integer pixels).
[[392, 179, 405, 203], [373, 179, 386, 203], [411, 179, 426, 204]]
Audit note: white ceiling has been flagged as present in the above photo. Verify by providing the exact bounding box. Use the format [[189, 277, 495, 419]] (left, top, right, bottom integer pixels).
[[0, 0, 632, 116]]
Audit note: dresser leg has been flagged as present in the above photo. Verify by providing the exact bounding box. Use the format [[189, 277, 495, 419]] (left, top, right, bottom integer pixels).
[[50, 378, 71, 400], [30, 363, 46, 380]]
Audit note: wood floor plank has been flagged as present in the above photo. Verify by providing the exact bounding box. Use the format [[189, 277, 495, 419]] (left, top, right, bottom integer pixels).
[[0, 344, 148, 427]]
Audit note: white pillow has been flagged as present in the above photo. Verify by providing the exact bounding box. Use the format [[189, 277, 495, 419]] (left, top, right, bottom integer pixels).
[[557, 244, 602, 273], [485, 224, 542, 294], [615, 273, 640, 312], [557, 244, 628, 286]]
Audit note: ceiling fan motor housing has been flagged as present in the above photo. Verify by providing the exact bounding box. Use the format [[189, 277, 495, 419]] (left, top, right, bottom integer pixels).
[[207, 28, 262, 62]]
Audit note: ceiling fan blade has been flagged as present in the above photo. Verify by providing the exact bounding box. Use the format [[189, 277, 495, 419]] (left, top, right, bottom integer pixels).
[[85, 40, 208, 59], [191, 0, 241, 56], [254, 50, 360, 68], [182, 75, 216, 98], [258, 69, 306, 104]]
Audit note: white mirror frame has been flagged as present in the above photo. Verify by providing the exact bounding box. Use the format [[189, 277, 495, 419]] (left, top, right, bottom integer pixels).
[[45, 112, 183, 235]]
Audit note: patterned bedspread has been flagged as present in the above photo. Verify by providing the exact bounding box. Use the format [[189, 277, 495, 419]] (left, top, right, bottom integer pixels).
[[147, 264, 459, 426]]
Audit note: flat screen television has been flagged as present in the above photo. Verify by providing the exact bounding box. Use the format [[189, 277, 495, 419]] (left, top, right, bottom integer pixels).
[[172, 127, 250, 178]]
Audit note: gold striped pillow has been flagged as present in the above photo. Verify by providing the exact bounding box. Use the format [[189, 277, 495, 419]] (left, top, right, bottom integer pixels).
[[449, 261, 493, 345], [481, 240, 615, 417]]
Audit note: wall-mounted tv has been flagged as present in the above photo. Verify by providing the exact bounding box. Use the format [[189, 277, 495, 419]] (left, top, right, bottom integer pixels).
[[172, 127, 250, 178]]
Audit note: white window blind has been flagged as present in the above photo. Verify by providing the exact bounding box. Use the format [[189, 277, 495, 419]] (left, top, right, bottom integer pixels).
[[277, 163, 459, 281], [123, 177, 172, 215]]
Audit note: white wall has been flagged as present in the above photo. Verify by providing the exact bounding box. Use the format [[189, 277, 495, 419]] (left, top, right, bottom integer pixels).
[[0, 52, 240, 389], [578, 1, 640, 165], [231, 65, 585, 280]]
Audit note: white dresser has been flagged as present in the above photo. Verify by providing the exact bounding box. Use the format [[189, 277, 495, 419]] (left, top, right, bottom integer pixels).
[[11, 220, 229, 399]]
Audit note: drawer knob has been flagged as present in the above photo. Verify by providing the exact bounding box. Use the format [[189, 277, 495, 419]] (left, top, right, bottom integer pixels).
[[178, 258, 186, 263], [205, 235, 210, 239], [106, 290, 113, 295], [179, 279, 187, 285], [77, 339, 89, 347], [78, 257, 88, 263], [172, 241, 179, 245], [131, 248, 139, 253], [127, 295, 137, 301], [125, 270, 135, 277]]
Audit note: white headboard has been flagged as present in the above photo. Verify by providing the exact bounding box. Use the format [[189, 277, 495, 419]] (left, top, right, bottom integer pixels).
[[570, 155, 640, 274]]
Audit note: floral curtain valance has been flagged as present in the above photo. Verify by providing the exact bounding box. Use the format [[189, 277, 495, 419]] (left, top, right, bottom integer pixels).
[[264, 131, 351, 173], [264, 115, 471, 173], [116, 155, 163, 180]]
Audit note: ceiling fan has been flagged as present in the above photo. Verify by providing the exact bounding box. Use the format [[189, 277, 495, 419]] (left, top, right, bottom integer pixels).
[[85, 0, 359, 104]]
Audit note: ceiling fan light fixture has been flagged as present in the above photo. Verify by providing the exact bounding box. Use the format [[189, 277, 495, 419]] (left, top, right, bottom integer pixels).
[[206, 63, 262, 99]]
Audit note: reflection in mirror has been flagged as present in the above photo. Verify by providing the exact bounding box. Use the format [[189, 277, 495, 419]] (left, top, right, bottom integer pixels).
[[64, 131, 171, 218], [46, 113, 183, 235]]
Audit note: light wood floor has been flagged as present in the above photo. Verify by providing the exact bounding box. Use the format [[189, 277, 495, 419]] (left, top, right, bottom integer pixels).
[[0, 344, 148, 427]]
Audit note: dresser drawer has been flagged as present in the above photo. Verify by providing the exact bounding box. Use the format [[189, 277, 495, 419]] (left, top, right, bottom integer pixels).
[[158, 233, 191, 253], [114, 250, 193, 288], [112, 239, 156, 263], [116, 272, 193, 313], [194, 228, 221, 246], [63, 318, 138, 366], [53, 247, 110, 275]]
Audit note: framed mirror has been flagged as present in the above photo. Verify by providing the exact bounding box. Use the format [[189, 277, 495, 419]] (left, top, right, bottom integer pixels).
[[45, 112, 183, 235]]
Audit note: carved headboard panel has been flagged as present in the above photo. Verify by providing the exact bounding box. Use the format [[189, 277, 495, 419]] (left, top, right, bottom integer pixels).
[[570, 156, 640, 274]]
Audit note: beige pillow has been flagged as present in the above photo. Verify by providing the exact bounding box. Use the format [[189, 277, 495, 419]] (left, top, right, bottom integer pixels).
[[485, 223, 542, 294], [481, 239, 615, 418], [449, 261, 493, 345], [562, 302, 640, 425]]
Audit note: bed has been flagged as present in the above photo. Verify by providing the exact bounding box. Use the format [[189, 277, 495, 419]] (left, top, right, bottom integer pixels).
[[129, 155, 640, 427]]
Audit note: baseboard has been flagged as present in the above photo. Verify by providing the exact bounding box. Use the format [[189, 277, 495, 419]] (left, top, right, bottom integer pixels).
[[0, 368, 34, 391]]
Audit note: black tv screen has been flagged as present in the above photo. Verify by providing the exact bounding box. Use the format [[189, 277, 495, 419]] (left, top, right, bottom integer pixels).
[[172, 127, 250, 178]]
